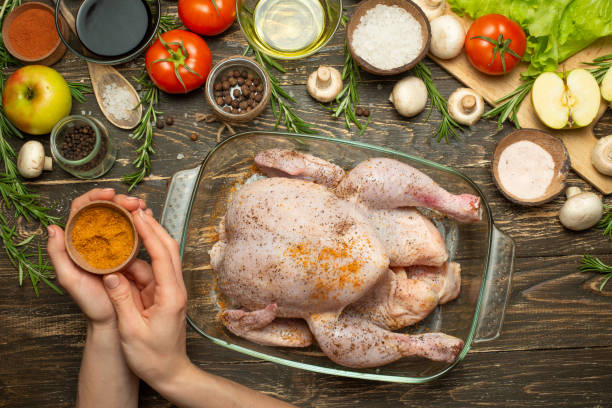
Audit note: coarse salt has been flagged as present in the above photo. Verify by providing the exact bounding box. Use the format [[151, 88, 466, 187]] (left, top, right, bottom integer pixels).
[[101, 83, 135, 121], [352, 5, 423, 70]]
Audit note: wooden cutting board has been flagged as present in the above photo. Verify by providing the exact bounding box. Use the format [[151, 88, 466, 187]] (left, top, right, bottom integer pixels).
[[431, 10, 612, 195]]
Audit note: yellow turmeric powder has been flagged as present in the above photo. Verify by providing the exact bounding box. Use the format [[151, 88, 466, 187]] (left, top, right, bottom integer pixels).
[[72, 206, 134, 269]]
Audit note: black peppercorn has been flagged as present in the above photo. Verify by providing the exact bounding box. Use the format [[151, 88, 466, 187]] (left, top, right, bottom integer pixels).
[[156, 119, 165, 129], [190, 132, 198, 141], [165, 116, 174, 125]]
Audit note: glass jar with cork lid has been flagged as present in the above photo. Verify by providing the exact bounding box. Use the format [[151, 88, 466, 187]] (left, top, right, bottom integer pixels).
[[50, 115, 117, 179]]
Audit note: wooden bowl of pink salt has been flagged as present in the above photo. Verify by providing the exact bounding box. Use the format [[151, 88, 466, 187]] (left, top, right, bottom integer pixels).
[[346, 0, 431, 76], [492, 129, 571, 206]]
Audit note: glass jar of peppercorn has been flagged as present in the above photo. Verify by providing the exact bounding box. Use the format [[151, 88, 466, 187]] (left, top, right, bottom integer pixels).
[[50, 115, 117, 179]]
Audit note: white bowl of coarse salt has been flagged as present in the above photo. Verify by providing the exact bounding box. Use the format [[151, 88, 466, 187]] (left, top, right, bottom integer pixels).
[[346, 0, 430, 75], [492, 129, 571, 206]]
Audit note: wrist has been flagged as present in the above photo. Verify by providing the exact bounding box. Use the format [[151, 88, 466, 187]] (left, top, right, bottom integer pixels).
[[149, 356, 196, 399], [86, 320, 120, 345]]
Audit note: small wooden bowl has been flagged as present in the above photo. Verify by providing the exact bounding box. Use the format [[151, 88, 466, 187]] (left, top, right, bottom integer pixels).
[[205, 56, 271, 124], [2, 2, 69, 66], [346, 0, 431, 76], [65, 201, 139, 275], [492, 129, 571, 206]]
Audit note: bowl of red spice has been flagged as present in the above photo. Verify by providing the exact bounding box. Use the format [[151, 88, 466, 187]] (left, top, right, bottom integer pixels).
[[2, 2, 70, 66], [65, 200, 139, 274]]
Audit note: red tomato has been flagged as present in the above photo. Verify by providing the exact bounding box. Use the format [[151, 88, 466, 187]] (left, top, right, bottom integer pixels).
[[145, 29, 212, 94], [465, 14, 526, 75], [178, 0, 236, 36]]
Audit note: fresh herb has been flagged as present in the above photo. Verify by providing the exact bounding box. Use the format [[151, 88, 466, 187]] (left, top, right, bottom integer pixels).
[[249, 47, 316, 134], [0, 0, 64, 295], [597, 204, 612, 240], [584, 54, 612, 83], [158, 14, 182, 34], [322, 13, 368, 133], [482, 76, 535, 129], [67, 82, 92, 104], [579, 254, 612, 291], [121, 10, 179, 190], [121, 72, 159, 191], [413, 62, 464, 143]]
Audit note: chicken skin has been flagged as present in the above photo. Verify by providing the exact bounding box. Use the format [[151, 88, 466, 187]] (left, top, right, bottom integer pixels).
[[211, 150, 480, 368]]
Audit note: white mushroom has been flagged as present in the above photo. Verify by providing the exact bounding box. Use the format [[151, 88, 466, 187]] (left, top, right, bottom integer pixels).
[[307, 66, 343, 103], [413, 0, 446, 21], [430, 15, 466, 60], [17, 140, 52, 179], [558, 186, 603, 231], [389, 76, 428, 118], [448, 88, 484, 125], [591, 135, 612, 176]]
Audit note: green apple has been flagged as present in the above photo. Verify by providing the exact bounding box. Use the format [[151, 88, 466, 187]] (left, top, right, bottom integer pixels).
[[531, 69, 601, 129], [601, 66, 612, 103], [2, 65, 72, 135]]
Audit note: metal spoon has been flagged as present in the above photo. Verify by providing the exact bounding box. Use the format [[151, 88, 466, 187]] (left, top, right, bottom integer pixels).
[[54, 0, 142, 129]]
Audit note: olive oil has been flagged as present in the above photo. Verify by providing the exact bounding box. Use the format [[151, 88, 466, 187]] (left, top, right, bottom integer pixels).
[[253, 0, 325, 53], [76, 0, 150, 57]]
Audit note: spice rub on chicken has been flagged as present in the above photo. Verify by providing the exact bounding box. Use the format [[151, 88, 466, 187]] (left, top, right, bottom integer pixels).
[[210, 149, 482, 368]]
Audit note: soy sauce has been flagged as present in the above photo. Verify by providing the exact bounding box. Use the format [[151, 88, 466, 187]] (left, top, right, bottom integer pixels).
[[76, 0, 150, 57]]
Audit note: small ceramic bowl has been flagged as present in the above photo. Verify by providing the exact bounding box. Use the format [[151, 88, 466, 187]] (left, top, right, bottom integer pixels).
[[346, 0, 431, 76], [2, 2, 69, 66], [65, 200, 139, 274], [492, 129, 571, 206], [205, 56, 271, 123]]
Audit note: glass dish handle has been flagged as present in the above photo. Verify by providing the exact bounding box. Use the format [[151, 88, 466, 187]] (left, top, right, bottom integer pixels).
[[160, 166, 201, 246], [473, 225, 515, 343]]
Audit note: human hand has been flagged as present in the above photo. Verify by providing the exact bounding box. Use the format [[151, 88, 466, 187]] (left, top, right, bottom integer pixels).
[[47, 188, 151, 328], [102, 209, 189, 386]]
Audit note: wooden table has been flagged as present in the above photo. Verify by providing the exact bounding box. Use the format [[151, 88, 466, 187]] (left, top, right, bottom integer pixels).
[[2, 3, 611, 407]]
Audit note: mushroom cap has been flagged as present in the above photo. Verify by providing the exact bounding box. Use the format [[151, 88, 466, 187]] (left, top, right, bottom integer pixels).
[[429, 15, 466, 60], [591, 135, 612, 176], [413, 0, 446, 21], [559, 190, 603, 231], [307, 66, 343, 103], [389, 76, 428, 118], [448, 88, 484, 126], [17, 140, 46, 178]]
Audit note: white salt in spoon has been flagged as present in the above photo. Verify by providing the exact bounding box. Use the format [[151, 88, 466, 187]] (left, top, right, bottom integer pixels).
[[54, 0, 142, 129]]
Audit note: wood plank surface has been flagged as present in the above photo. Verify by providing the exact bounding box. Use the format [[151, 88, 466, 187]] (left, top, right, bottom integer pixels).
[[1, 1, 611, 407]]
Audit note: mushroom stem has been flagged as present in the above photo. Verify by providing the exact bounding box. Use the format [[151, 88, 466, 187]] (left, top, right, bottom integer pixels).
[[316, 67, 332, 89], [565, 186, 582, 199], [461, 95, 476, 113], [44, 156, 53, 171]]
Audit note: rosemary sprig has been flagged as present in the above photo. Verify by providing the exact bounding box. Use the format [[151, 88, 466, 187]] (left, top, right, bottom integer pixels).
[[158, 14, 182, 34], [413, 62, 464, 143], [121, 10, 178, 190], [250, 47, 316, 134], [68, 82, 92, 104], [0, 0, 65, 295], [597, 204, 612, 240], [579, 254, 612, 291], [121, 72, 159, 191], [324, 41, 368, 133], [584, 54, 612, 83], [322, 12, 368, 133], [482, 77, 535, 129]]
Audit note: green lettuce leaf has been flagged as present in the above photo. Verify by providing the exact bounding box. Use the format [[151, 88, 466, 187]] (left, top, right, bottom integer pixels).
[[448, 0, 612, 76]]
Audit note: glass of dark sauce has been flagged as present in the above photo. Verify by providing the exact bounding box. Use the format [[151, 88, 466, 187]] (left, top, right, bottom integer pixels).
[[55, 0, 161, 65]]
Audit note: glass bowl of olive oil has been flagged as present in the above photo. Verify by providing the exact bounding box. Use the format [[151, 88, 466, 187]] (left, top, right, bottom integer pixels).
[[237, 0, 342, 60]]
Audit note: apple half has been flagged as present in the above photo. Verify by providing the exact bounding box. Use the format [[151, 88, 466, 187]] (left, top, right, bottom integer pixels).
[[531, 69, 601, 129], [601, 66, 612, 103]]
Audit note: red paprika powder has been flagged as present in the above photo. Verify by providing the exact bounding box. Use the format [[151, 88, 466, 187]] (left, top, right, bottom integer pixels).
[[7, 8, 59, 59]]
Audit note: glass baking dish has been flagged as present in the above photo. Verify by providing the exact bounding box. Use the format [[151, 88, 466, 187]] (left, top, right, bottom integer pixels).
[[162, 131, 514, 383]]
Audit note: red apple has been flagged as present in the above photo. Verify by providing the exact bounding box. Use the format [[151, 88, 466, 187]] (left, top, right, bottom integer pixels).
[[2, 65, 72, 135]]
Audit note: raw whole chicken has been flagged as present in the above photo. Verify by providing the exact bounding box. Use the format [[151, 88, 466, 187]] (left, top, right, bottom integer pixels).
[[210, 149, 481, 368]]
